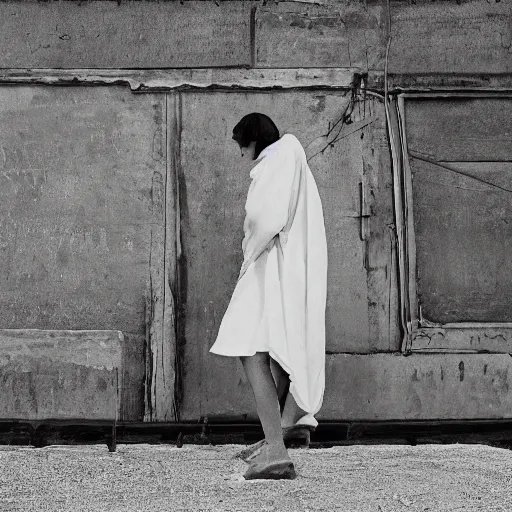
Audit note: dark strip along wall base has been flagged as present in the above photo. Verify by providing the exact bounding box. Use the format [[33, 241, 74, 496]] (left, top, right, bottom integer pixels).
[[0, 420, 118, 452], [1, 420, 511, 451]]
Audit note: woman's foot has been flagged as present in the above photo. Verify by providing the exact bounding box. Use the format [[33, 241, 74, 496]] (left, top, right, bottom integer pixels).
[[235, 439, 266, 462], [280, 391, 316, 428], [282, 424, 315, 448], [250, 441, 289, 464], [243, 443, 296, 480], [243, 459, 296, 480], [236, 418, 316, 462]]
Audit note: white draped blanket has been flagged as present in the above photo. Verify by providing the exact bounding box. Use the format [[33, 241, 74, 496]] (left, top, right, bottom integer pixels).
[[209, 133, 328, 416]]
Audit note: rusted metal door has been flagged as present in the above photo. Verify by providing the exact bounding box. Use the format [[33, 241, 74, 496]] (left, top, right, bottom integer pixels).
[[175, 90, 398, 420]]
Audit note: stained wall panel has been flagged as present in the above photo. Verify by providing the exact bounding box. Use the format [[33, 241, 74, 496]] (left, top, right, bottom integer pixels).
[[178, 91, 396, 420], [320, 353, 512, 420], [389, 4, 512, 75], [254, 2, 511, 75], [0, 1, 252, 69], [406, 99, 512, 162], [255, 4, 384, 70], [0, 86, 166, 420], [0, 330, 122, 421], [405, 98, 512, 324]]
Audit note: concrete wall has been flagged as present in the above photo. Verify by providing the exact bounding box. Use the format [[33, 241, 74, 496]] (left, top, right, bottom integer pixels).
[[0, 1, 253, 68], [0, 1, 510, 78], [0, 86, 166, 420], [0, 0, 511, 422], [406, 97, 512, 324]]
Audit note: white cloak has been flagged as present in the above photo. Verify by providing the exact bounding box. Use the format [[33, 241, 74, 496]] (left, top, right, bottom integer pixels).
[[209, 133, 328, 417]]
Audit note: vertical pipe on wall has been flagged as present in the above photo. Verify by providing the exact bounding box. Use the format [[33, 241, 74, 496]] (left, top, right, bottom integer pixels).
[[385, 97, 410, 352], [397, 95, 419, 335], [383, 0, 412, 352]]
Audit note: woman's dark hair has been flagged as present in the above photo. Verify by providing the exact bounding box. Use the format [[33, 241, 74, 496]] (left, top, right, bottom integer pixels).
[[232, 113, 280, 160]]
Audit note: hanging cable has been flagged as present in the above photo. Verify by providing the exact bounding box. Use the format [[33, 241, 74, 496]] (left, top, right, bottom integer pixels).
[[408, 151, 512, 194]]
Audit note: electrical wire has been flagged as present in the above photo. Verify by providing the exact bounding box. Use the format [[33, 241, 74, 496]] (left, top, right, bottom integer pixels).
[[408, 151, 512, 194]]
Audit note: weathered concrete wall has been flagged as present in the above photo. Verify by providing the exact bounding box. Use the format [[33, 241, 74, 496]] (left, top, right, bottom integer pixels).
[[0, 330, 122, 420], [255, 4, 384, 70], [388, 3, 512, 75], [320, 353, 512, 420], [0, 0, 510, 423], [0, 1, 510, 78], [406, 97, 512, 324], [204, 352, 512, 421], [0, 1, 252, 68], [255, 1, 511, 75], [0, 86, 167, 421], [411, 326, 512, 353]]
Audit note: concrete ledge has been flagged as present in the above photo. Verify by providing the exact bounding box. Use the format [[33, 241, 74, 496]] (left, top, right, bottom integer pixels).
[[367, 71, 512, 92], [411, 326, 512, 353], [0, 330, 123, 421], [320, 353, 512, 421], [0, 68, 360, 91]]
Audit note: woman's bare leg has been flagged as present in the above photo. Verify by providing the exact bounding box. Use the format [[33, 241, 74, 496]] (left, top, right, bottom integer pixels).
[[281, 390, 308, 428], [269, 357, 308, 427], [269, 357, 289, 413], [240, 352, 289, 459]]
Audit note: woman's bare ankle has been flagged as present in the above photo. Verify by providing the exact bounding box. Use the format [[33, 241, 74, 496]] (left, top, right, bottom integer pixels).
[[266, 441, 290, 459]]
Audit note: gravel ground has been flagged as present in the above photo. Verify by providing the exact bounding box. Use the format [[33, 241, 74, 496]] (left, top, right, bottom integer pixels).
[[1, 443, 512, 511]]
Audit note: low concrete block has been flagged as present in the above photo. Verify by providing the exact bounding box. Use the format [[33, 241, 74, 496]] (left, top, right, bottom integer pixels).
[[320, 353, 512, 421], [0, 330, 123, 421]]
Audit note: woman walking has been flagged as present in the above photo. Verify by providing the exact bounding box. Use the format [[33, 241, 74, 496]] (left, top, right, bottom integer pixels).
[[209, 113, 328, 480]]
